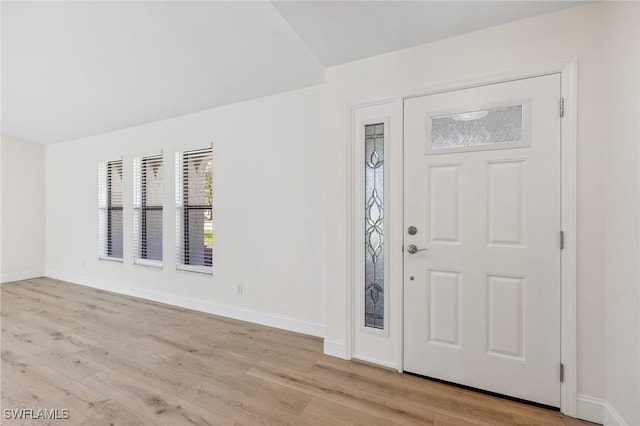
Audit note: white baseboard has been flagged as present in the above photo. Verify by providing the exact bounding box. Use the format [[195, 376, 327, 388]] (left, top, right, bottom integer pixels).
[[602, 400, 627, 426], [352, 354, 398, 370], [323, 339, 399, 371], [576, 394, 629, 425], [323, 338, 347, 359], [1, 270, 44, 284], [45, 270, 325, 338], [577, 394, 605, 424]]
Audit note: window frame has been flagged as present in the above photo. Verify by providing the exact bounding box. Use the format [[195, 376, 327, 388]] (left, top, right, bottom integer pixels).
[[175, 147, 213, 274], [98, 159, 124, 262], [133, 155, 164, 268]]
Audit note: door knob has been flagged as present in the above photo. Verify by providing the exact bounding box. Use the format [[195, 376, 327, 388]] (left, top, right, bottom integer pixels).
[[407, 244, 428, 254]]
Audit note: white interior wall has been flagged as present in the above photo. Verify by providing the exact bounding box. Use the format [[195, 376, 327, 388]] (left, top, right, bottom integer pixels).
[[602, 3, 640, 425], [44, 85, 328, 336], [34, 2, 640, 422], [1, 134, 45, 282], [0, 134, 4, 282], [324, 2, 605, 404]]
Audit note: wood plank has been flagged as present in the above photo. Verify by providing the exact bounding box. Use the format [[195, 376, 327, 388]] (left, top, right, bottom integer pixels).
[[1, 278, 596, 426], [301, 396, 413, 426], [247, 361, 436, 425], [82, 370, 234, 425], [178, 377, 314, 425]]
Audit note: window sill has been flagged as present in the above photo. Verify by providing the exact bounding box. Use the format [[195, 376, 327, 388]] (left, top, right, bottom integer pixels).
[[176, 264, 213, 275], [134, 259, 163, 269], [99, 256, 123, 263]]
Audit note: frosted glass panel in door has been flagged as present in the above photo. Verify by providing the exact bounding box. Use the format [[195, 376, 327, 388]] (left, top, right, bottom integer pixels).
[[428, 103, 529, 154]]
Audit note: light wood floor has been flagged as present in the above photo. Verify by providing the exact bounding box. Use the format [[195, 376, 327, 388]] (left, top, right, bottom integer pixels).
[[1, 278, 594, 425]]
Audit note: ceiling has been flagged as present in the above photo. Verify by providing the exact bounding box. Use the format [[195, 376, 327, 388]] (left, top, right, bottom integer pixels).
[[1, 1, 324, 144], [1, 1, 586, 145], [273, 1, 585, 67]]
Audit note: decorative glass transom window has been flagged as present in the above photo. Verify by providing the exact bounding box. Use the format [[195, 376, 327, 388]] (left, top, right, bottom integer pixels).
[[426, 100, 530, 154]]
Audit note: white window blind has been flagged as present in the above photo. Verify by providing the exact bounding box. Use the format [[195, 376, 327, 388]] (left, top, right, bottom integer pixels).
[[98, 159, 123, 261], [133, 154, 163, 266], [175, 147, 213, 273]]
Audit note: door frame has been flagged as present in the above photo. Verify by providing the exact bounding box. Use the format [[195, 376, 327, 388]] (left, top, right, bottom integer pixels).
[[344, 59, 578, 416]]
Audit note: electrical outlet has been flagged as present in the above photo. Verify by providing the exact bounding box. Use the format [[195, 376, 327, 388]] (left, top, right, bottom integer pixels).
[[82, 260, 86, 268], [237, 283, 243, 295]]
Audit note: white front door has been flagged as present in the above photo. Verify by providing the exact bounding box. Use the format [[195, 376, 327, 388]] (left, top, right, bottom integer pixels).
[[403, 74, 562, 407]]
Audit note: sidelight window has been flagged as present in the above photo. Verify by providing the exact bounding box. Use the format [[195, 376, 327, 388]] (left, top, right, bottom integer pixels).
[[364, 123, 385, 329]]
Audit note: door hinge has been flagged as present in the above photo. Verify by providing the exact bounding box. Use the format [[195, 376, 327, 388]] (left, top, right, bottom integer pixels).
[[559, 98, 565, 118], [560, 231, 565, 250], [560, 363, 564, 382]]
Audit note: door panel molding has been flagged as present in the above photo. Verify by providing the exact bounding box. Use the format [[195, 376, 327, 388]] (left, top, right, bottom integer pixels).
[[405, 74, 561, 406], [342, 59, 577, 416]]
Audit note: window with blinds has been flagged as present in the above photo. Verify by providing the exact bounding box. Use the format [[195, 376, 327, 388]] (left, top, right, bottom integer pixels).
[[98, 159, 123, 260], [175, 147, 213, 273], [133, 155, 163, 266]]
